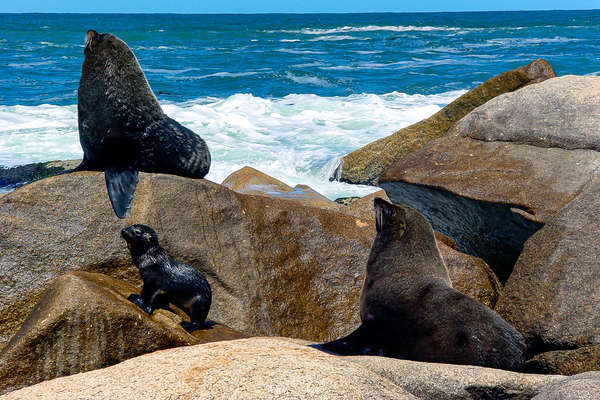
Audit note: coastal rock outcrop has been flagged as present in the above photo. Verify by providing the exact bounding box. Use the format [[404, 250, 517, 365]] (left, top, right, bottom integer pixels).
[[0, 159, 80, 188], [378, 75, 600, 281], [350, 355, 563, 399], [0, 338, 419, 400], [335, 58, 555, 185], [0, 337, 565, 400], [0, 172, 372, 349], [222, 166, 338, 210], [524, 346, 600, 376], [1, 172, 500, 350], [495, 178, 600, 362], [532, 372, 600, 400], [0, 271, 245, 395]]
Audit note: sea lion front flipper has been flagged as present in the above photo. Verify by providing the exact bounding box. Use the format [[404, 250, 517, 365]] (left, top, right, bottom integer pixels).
[[105, 166, 139, 219], [315, 323, 381, 356]]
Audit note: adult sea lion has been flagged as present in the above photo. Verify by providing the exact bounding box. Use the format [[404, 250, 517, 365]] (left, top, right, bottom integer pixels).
[[121, 224, 212, 332], [76, 30, 211, 218], [320, 198, 525, 371]]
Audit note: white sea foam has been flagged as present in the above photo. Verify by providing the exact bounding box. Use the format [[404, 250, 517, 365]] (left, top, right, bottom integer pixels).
[[466, 36, 584, 49], [144, 67, 199, 75], [284, 72, 332, 87], [308, 35, 364, 42], [487, 37, 583, 45], [353, 50, 383, 54], [276, 48, 327, 55], [8, 60, 55, 68], [0, 90, 464, 199], [269, 25, 464, 35], [0, 104, 80, 167], [171, 71, 263, 81]]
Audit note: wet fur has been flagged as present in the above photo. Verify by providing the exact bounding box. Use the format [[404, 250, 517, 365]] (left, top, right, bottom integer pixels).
[[77, 30, 211, 218], [121, 224, 212, 332], [320, 198, 525, 371]]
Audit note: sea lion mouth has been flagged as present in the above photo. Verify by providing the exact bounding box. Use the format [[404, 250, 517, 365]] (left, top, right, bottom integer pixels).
[[84, 30, 99, 53]]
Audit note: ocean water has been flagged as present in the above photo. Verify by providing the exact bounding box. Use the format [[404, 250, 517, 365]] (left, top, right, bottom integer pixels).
[[0, 11, 599, 198]]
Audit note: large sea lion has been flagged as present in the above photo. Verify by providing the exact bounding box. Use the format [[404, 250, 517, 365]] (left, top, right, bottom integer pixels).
[[320, 198, 525, 371], [121, 224, 212, 332], [76, 30, 211, 218]]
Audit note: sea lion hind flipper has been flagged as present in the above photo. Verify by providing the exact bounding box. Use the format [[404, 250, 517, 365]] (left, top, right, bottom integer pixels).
[[314, 323, 379, 356], [105, 166, 139, 219]]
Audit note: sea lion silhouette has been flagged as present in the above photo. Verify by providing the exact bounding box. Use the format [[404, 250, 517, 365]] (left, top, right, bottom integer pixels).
[[320, 198, 525, 371], [76, 30, 211, 218], [121, 224, 212, 332]]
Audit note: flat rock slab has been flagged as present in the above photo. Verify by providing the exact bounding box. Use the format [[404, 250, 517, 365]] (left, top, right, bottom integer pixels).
[[0, 337, 566, 400], [0, 338, 418, 400]]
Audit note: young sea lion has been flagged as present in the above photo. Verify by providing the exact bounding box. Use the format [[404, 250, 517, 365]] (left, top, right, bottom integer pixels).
[[76, 30, 211, 218], [121, 224, 212, 332], [321, 198, 525, 371]]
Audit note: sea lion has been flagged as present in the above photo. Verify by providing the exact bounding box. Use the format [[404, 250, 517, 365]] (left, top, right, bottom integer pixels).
[[76, 30, 211, 218], [121, 224, 212, 332], [320, 198, 525, 371]]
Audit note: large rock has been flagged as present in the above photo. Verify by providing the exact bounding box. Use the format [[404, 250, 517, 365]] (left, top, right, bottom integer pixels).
[[222, 165, 390, 221], [0, 159, 80, 188], [525, 346, 600, 376], [0, 337, 564, 400], [0, 338, 418, 400], [442, 244, 502, 309], [495, 178, 600, 355], [335, 59, 555, 184], [349, 356, 563, 400], [0, 271, 245, 395], [379, 75, 600, 281], [532, 372, 600, 400], [0, 172, 372, 349], [222, 166, 338, 211], [0, 172, 500, 351]]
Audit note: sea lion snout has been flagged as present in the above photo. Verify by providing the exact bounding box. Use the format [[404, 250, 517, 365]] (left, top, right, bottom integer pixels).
[[121, 224, 159, 250]]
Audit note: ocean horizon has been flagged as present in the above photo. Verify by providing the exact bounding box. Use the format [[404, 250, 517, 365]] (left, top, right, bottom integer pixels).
[[1, 10, 598, 198]]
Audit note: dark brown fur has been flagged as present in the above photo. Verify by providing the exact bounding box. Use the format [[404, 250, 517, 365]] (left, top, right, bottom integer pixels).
[[76, 30, 211, 218], [320, 198, 525, 371]]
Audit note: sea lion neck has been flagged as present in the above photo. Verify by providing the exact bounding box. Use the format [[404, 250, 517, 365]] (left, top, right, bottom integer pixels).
[[367, 206, 451, 282]]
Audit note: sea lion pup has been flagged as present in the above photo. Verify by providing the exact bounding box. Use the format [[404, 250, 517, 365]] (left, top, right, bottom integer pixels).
[[121, 224, 212, 332], [320, 198, 525, 371], [76, 30, 211, 218]]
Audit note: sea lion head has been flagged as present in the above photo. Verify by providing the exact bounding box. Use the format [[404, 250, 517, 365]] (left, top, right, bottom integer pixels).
[[121, 224, 159, 253], [374, 197, 407, 236], [78, 29, 162, 146], [81, 29, 153, 93], [83, 29, 131, 60]]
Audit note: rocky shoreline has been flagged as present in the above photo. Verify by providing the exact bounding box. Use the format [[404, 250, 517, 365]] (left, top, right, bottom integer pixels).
[[2, 60, 600, 398]]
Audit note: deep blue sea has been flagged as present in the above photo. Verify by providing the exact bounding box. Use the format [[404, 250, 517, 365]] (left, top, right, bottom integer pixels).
[[0, 11, 599, 197]]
